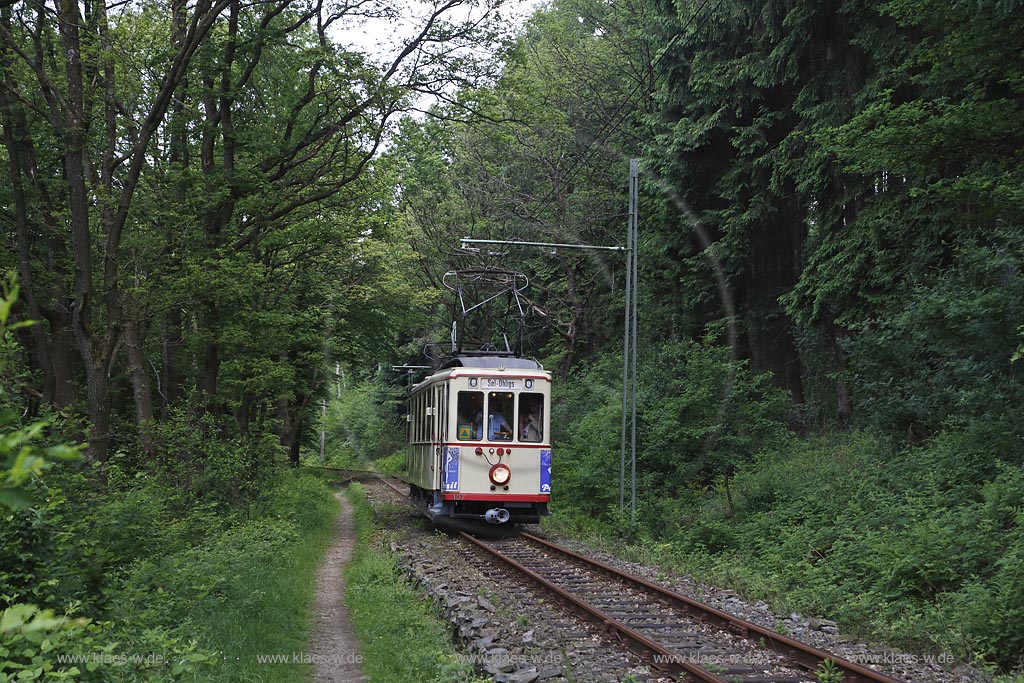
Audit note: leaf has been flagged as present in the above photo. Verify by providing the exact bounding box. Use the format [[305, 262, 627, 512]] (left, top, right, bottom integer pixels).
[[0, 604, 35, 631], [43, 445, 81, 461], [0, 488, 34, 510]]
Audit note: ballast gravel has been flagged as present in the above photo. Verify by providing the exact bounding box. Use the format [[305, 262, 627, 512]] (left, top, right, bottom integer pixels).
[[363, 480, 660, 682], [543, 534, 993, 683], [361, 480, 993, 683]]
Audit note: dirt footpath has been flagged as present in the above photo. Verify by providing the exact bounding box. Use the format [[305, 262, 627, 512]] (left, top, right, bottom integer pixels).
[[309, 492, 365, 683]]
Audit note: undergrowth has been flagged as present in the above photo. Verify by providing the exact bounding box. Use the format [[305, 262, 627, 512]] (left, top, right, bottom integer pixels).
[[550, 429, 1024, 676], [344, 482, 485, 683], [1, 467, 337, 682]]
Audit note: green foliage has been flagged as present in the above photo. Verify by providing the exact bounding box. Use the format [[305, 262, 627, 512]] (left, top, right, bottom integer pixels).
[[1012, 326, 1024, 363], [388, 0, 656, 369], [371, 450, 408, 477], [0, 604, 93, 682], [0, 603, 214, 683], [316, 376, 407, 469], [844, 236, 1024, 439], [145, 404, 284, 512], [816, 659, 845, 683], [593, 429, 1024, 670], [105, 470, 336, 683], [552, 338, 789, 534], [2, 450, 336, 682], [344, 483, 483, 683]]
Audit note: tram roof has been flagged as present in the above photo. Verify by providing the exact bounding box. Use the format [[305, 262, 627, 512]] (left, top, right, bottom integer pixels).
[[440, 355, 542, 371]]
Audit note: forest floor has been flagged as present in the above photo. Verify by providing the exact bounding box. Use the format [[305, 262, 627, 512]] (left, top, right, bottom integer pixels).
[[309, 492, 366, 683]]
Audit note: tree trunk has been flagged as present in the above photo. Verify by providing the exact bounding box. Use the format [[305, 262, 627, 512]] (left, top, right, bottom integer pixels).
[[1, 89, 56, 403], [742, 192, 805, 403], [124, 310, 155, 455], [160, 309, 186, 415], [830, 322, 853, 423], [59, 0, 117, 460]]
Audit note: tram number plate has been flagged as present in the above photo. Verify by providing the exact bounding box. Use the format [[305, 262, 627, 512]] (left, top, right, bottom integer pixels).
[[483, 378, 521, 391]]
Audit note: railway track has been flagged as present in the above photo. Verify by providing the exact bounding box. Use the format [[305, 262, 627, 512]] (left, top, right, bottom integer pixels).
[[459, 533, 906, 683], [348, 471, 904, 683], [362, 473, 413, 504], [304, 466, 412, 502]]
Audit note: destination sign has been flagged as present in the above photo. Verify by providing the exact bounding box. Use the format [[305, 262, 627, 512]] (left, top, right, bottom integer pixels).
[[482, 377, 522, 391]]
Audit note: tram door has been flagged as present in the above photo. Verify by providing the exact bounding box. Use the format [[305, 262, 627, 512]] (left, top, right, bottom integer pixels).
[[432, 383, 448, 492]]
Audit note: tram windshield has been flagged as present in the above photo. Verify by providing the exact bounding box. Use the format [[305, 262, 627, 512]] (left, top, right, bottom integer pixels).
[[456, 388, 545, 443], [519, 393, 544, 442], [488, 392, 515, 441]]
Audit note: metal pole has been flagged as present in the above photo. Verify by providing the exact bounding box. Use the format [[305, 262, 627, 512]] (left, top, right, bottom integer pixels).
[[620, 197, 634, 513], [629, 159, 639, 523], [319, 399, 327, 466]]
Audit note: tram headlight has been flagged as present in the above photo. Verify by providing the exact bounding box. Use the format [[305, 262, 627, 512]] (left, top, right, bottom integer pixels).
[[489, 463, 511, 486]]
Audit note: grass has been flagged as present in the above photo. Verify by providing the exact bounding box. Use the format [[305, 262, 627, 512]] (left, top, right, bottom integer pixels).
[[195, 475, 339, 682], [343, 482, 485, 683], [299, 445, 406, 476], [110, 470, 342, 683], [547, 429, 1024, 678]]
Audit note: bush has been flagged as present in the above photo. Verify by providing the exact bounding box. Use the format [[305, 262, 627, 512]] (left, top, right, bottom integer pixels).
[[0, 603, 214, 683], [318, 377, 406, 468], [846, 237, 1024, 441], [2, 458, 335, 682], [551, 338, 789, 534], [148, 406, 283, 512], [639, 429, 1024, 671]]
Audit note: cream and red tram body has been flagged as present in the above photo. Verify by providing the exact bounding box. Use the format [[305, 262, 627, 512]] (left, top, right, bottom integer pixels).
[[406, 355, 552, 525]]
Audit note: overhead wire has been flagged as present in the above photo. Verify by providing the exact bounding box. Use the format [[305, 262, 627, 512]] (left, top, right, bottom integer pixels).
[[497, 0, 733, 243], [449, 0, 736, 350]]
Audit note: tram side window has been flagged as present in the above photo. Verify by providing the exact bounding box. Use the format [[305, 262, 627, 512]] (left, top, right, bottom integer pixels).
[[457, 391, 483, 440], [413, 394, 421, 442], [413, 395, 421, 444], [409, 394, 416, 442], [488, 392, 515, 441], [425, 393, 433, 442], [519, 393, 544, 442], [417, 393, 426, 442]]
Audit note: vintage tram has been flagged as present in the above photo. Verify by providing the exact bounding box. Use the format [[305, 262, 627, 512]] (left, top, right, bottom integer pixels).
[[406, 353, 552, 525]]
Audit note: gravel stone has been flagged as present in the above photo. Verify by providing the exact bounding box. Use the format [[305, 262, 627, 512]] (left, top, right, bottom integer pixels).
[[545, 532, 994, 683], [361, 478, 662, 682], [363, 477, 993, 683]]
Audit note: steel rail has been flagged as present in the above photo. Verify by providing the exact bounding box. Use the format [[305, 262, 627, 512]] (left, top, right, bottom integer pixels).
[[352, 473, 901, 683], [459, 531, 730, 683], [373, 475, 412, 501], [301, 466, 413, 500], [520, 532, 904, 683]]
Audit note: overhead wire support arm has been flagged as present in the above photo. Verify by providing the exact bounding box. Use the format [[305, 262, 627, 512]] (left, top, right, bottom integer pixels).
[[459, 158, 640, 523], [460, 238, 629, 253]]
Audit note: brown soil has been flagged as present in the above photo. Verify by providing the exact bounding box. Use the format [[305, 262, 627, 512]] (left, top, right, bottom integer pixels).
[[309, 492, 365, 683]]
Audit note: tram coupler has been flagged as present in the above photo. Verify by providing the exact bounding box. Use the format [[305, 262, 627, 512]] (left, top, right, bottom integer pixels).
[[484, 508, 511, 524]]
